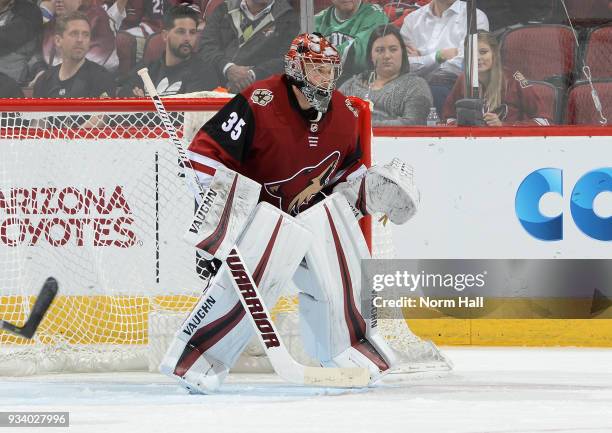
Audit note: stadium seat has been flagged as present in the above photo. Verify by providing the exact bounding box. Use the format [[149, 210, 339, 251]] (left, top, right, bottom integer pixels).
[[116, 31, 138, 77], [142, 32, 165, 64], [556, 0, 612, 27], [583, 25, 612, 79], [529, 80, 562, 124], [202, 0, 224, 20], [565, 80, 612, 125], [501, 25, 576, 86]]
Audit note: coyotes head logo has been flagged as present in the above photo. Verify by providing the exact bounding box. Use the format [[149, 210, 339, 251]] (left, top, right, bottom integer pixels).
[[264, 152, 340, 214]]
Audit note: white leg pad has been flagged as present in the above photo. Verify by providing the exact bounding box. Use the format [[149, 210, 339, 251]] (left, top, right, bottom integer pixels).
[[161, 339, 229, 393], [295, 193, 397, 379], [161, 202, 312, 392]]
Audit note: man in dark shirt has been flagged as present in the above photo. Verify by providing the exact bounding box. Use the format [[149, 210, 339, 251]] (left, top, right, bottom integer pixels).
[[38, 0, 118, 72], [119, 4, 217, 96], [33, 11, 116, 98]]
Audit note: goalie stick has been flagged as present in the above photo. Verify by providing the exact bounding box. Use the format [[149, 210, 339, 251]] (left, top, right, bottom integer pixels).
[[137, 68, 371, 388], [0, 277, 58, 339]]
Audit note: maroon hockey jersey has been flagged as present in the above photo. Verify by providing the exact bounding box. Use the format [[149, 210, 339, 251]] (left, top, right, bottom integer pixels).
[[188, 74, 365, 215]]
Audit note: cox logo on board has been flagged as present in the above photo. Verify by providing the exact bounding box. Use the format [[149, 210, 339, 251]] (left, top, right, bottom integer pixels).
[[515, 168, 612, 241]]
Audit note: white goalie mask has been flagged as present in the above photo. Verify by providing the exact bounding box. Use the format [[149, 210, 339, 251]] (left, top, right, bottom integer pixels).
[[284, 33, 342, 113]]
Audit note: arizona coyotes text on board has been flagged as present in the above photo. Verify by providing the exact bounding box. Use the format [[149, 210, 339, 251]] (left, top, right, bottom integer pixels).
[[0, 186, 137, 247]]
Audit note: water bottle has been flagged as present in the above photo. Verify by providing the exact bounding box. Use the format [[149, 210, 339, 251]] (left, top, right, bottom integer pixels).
[[426, 107, 440, 126]]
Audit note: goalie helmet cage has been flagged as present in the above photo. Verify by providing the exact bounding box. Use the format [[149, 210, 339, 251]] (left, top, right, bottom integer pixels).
[[0, 97, 447, 376]]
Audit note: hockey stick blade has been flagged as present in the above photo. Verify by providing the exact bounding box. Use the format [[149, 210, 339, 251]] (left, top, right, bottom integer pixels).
[[0, 277, 58, 339]]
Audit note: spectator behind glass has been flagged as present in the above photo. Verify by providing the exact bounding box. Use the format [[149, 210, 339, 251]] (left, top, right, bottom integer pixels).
[[340, 24, 432, 126], [197, 0, 298, 93], [0, 71, 24, 97], [400, 0, 489, 113], [106, 0, 202, 35], [33, 12, 116, 98], [37, 0, 117, 73], [0, 0, 43, 84], [106, 0, 166, 36], [118, 4, 216, 96], [443, 31, 551, 126], [105, 0, 203, 65], [315, 0, 388, 83]]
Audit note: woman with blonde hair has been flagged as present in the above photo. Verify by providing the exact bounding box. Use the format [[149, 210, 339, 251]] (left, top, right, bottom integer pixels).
[[443, 31, 551, 126]]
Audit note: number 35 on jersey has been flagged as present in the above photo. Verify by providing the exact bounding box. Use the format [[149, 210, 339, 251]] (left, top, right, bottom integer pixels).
[[221, 112, 246, 141]]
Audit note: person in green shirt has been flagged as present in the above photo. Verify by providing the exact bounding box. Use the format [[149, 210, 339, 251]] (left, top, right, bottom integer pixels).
[[315, 0, 388, 83]]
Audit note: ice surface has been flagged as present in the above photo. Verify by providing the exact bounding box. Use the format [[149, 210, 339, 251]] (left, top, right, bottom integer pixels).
[[1, 347, 612, 433]]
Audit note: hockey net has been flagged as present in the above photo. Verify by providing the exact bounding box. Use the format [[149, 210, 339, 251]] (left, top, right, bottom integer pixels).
[[0, 96, 449, 376]]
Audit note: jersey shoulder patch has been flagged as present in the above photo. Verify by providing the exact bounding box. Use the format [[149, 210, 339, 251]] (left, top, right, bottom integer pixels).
[[513, 71, 531, 89], [345, 98, 359, 118], [250, 88, 274, 106]]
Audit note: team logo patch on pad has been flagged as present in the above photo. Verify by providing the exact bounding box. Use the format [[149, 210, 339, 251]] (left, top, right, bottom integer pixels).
[[251, 89, 274, 106]]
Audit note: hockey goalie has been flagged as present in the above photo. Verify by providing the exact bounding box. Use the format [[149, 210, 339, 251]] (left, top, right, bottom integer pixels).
[[160, 33, 425, 392]]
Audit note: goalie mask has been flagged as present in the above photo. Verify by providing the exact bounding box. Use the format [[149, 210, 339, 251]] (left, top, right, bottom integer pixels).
[[285, 33, 342, 114]]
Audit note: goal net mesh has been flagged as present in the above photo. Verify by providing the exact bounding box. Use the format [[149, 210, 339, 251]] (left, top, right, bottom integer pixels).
[[0, 97, 448, 376]]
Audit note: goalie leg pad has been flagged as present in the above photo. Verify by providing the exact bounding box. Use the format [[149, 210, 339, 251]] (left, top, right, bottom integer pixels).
[[159, 271, 253, 392], [184, 167, 261, 261], [161, 202, 312, 392], [295, 193, 397, 380]]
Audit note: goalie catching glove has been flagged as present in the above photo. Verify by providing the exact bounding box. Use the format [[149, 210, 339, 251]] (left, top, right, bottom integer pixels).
[[334, 158, 420, 224]]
